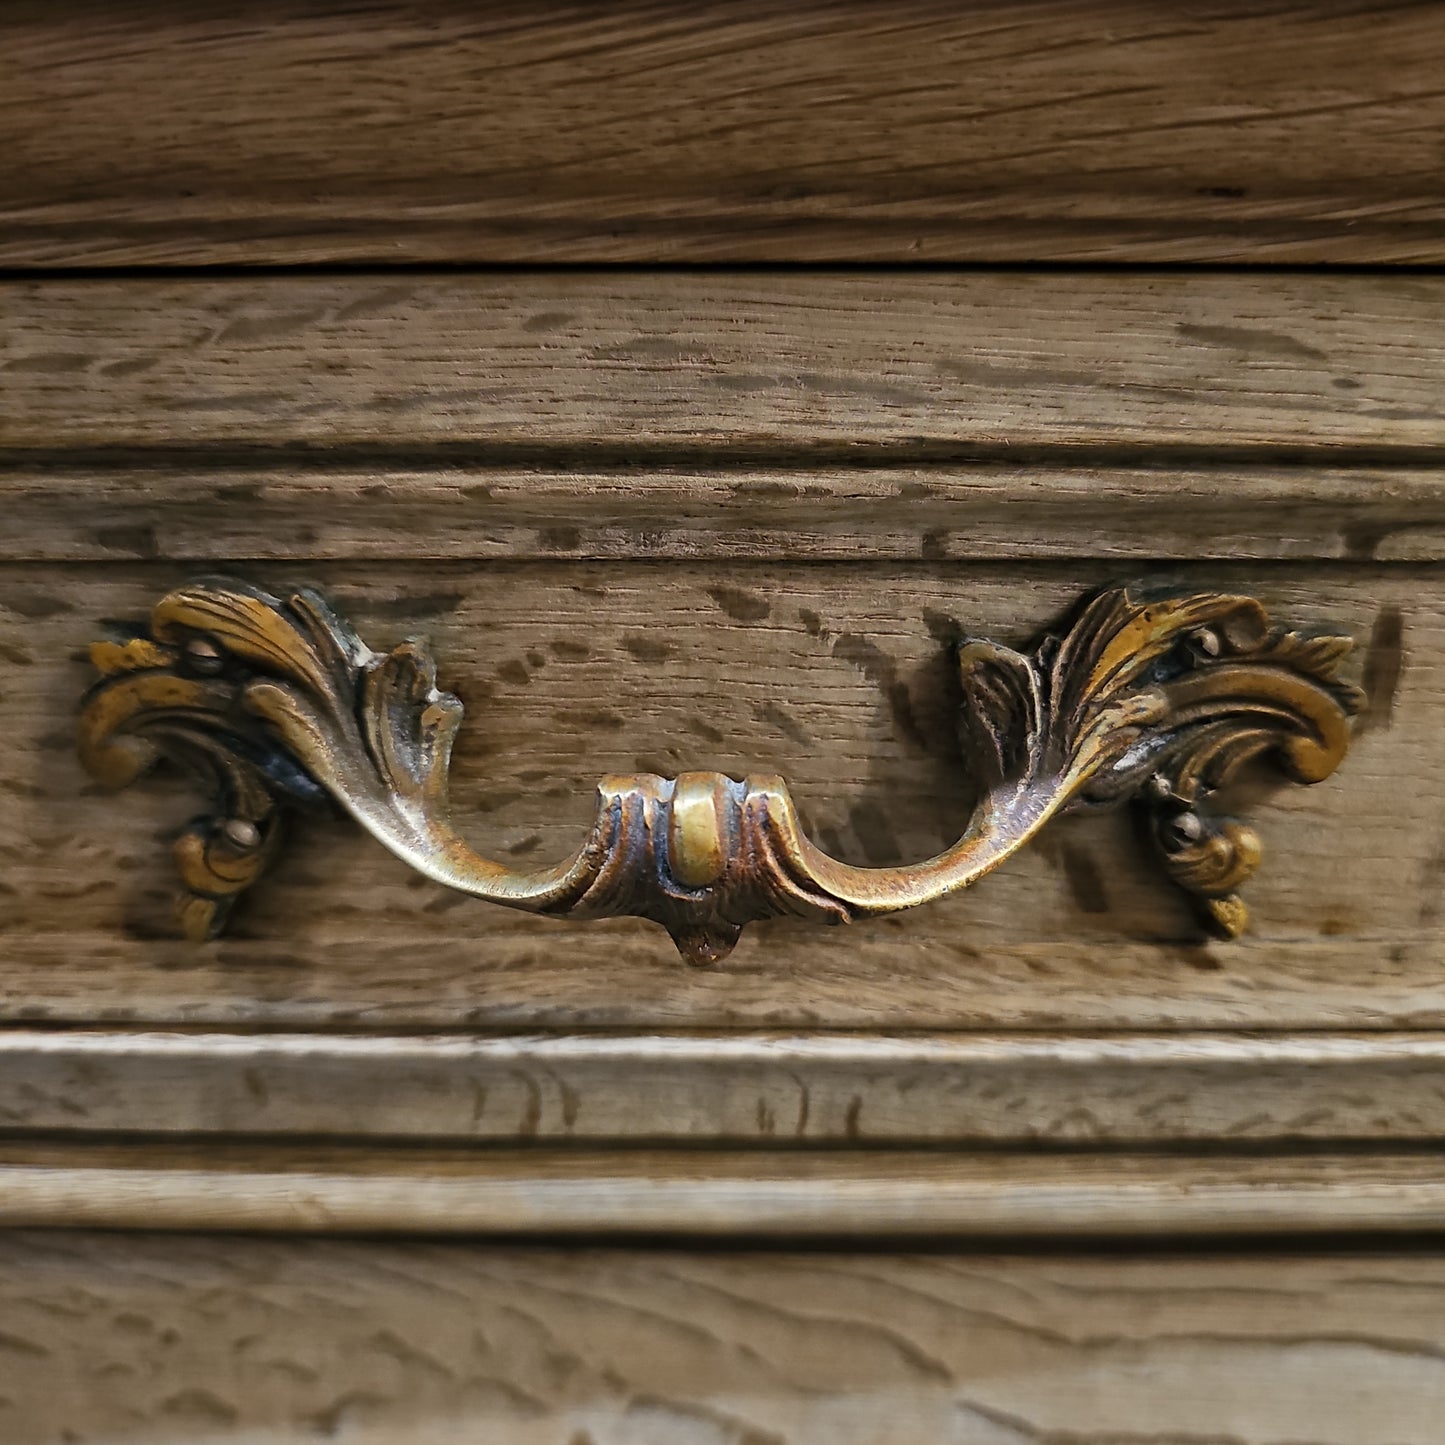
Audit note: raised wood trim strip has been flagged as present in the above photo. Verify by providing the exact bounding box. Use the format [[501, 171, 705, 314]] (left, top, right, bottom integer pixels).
[[3, 1144, 1445, 1236], [6, 274, 1444, 455], [6, 463, 1443, 563], [5, 1, 1445, 266], [7, 1031, 1445, 1146]]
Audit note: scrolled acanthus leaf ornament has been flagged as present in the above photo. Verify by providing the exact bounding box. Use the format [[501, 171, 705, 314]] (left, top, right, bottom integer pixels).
[[78, 577, 1361, 964]]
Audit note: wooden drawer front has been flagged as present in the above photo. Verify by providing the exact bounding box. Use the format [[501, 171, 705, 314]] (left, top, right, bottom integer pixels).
[[3, 1234, 1445, 1444], [6, 559, 1437, 1029], [4, 272, 1442, 1029], [3, 268, 1444, 1232]]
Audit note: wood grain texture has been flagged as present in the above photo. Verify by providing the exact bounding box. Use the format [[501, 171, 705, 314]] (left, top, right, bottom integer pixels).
[[5, 1236, 1445, 1445], [6, 273, 1445, 456], [5, 1, 1445, 266], [4, 559, 1438, 1028], [5, 1143, 1445, 1236], [7, 462, 1445, 563], [8, 1030, 1445, 1146]]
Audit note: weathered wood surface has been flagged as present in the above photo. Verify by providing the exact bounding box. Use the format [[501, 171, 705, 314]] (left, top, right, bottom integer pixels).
[[6, 1237, 1445, 1445], [5, 1, 1445, 266], [3, 559, 1437, 1027], [6, 273, 1445, 455], [8, 1030, 1445, 1146], [7, 462, 1445, 563], [7, 1143, 1445, 1237]]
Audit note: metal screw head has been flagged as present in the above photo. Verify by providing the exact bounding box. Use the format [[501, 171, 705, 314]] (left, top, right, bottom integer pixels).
[[220, 818, 262, 851], [184, 635, 226, 675], [1160, 810, 1205, 850]]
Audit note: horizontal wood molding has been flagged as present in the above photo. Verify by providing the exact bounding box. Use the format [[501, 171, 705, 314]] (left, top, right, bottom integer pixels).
[[4, 1, 1445, 266], [4, 1142, 1445, 1237], [5, 462, 1444, 563], [6, 274, 1445, 456], [7, 1030, 1445, 1147]]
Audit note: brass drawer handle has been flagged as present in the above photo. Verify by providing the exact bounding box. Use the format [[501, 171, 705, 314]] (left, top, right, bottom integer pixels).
[[80, 578, 1360, 965]]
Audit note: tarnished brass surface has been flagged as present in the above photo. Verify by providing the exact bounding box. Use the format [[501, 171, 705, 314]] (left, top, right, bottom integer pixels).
[[79, 579, 1361, 965]]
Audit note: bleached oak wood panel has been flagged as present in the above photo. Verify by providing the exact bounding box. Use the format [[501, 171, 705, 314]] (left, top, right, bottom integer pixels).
[[6, 273, 1445, 454], [7, 1235, 1445, 1444]]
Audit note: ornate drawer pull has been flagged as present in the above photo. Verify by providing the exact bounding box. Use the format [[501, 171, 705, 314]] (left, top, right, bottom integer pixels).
[[80, 578, 1361, 965]]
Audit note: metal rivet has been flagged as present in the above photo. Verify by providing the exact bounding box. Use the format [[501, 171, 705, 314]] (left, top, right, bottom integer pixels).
[[184, 635, 226, 675], [1161, 811, 1204, 849], [221, 818, 261, 851]]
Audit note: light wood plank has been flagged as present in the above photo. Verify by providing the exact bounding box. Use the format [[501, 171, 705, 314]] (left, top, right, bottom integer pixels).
[[7, 273, 1445, 454], [4, 1, 1445, 265], [3, 1143, 1445, 1236], [8, 1030, 1445, 1146], [3, 559, 1437, 1028]]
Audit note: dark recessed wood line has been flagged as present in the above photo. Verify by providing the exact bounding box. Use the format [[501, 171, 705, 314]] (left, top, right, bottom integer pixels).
[[6, 444, 1445, 472]]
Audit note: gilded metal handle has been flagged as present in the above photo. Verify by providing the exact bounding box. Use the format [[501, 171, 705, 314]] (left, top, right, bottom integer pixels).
[[79, 578, 1361, 965]]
